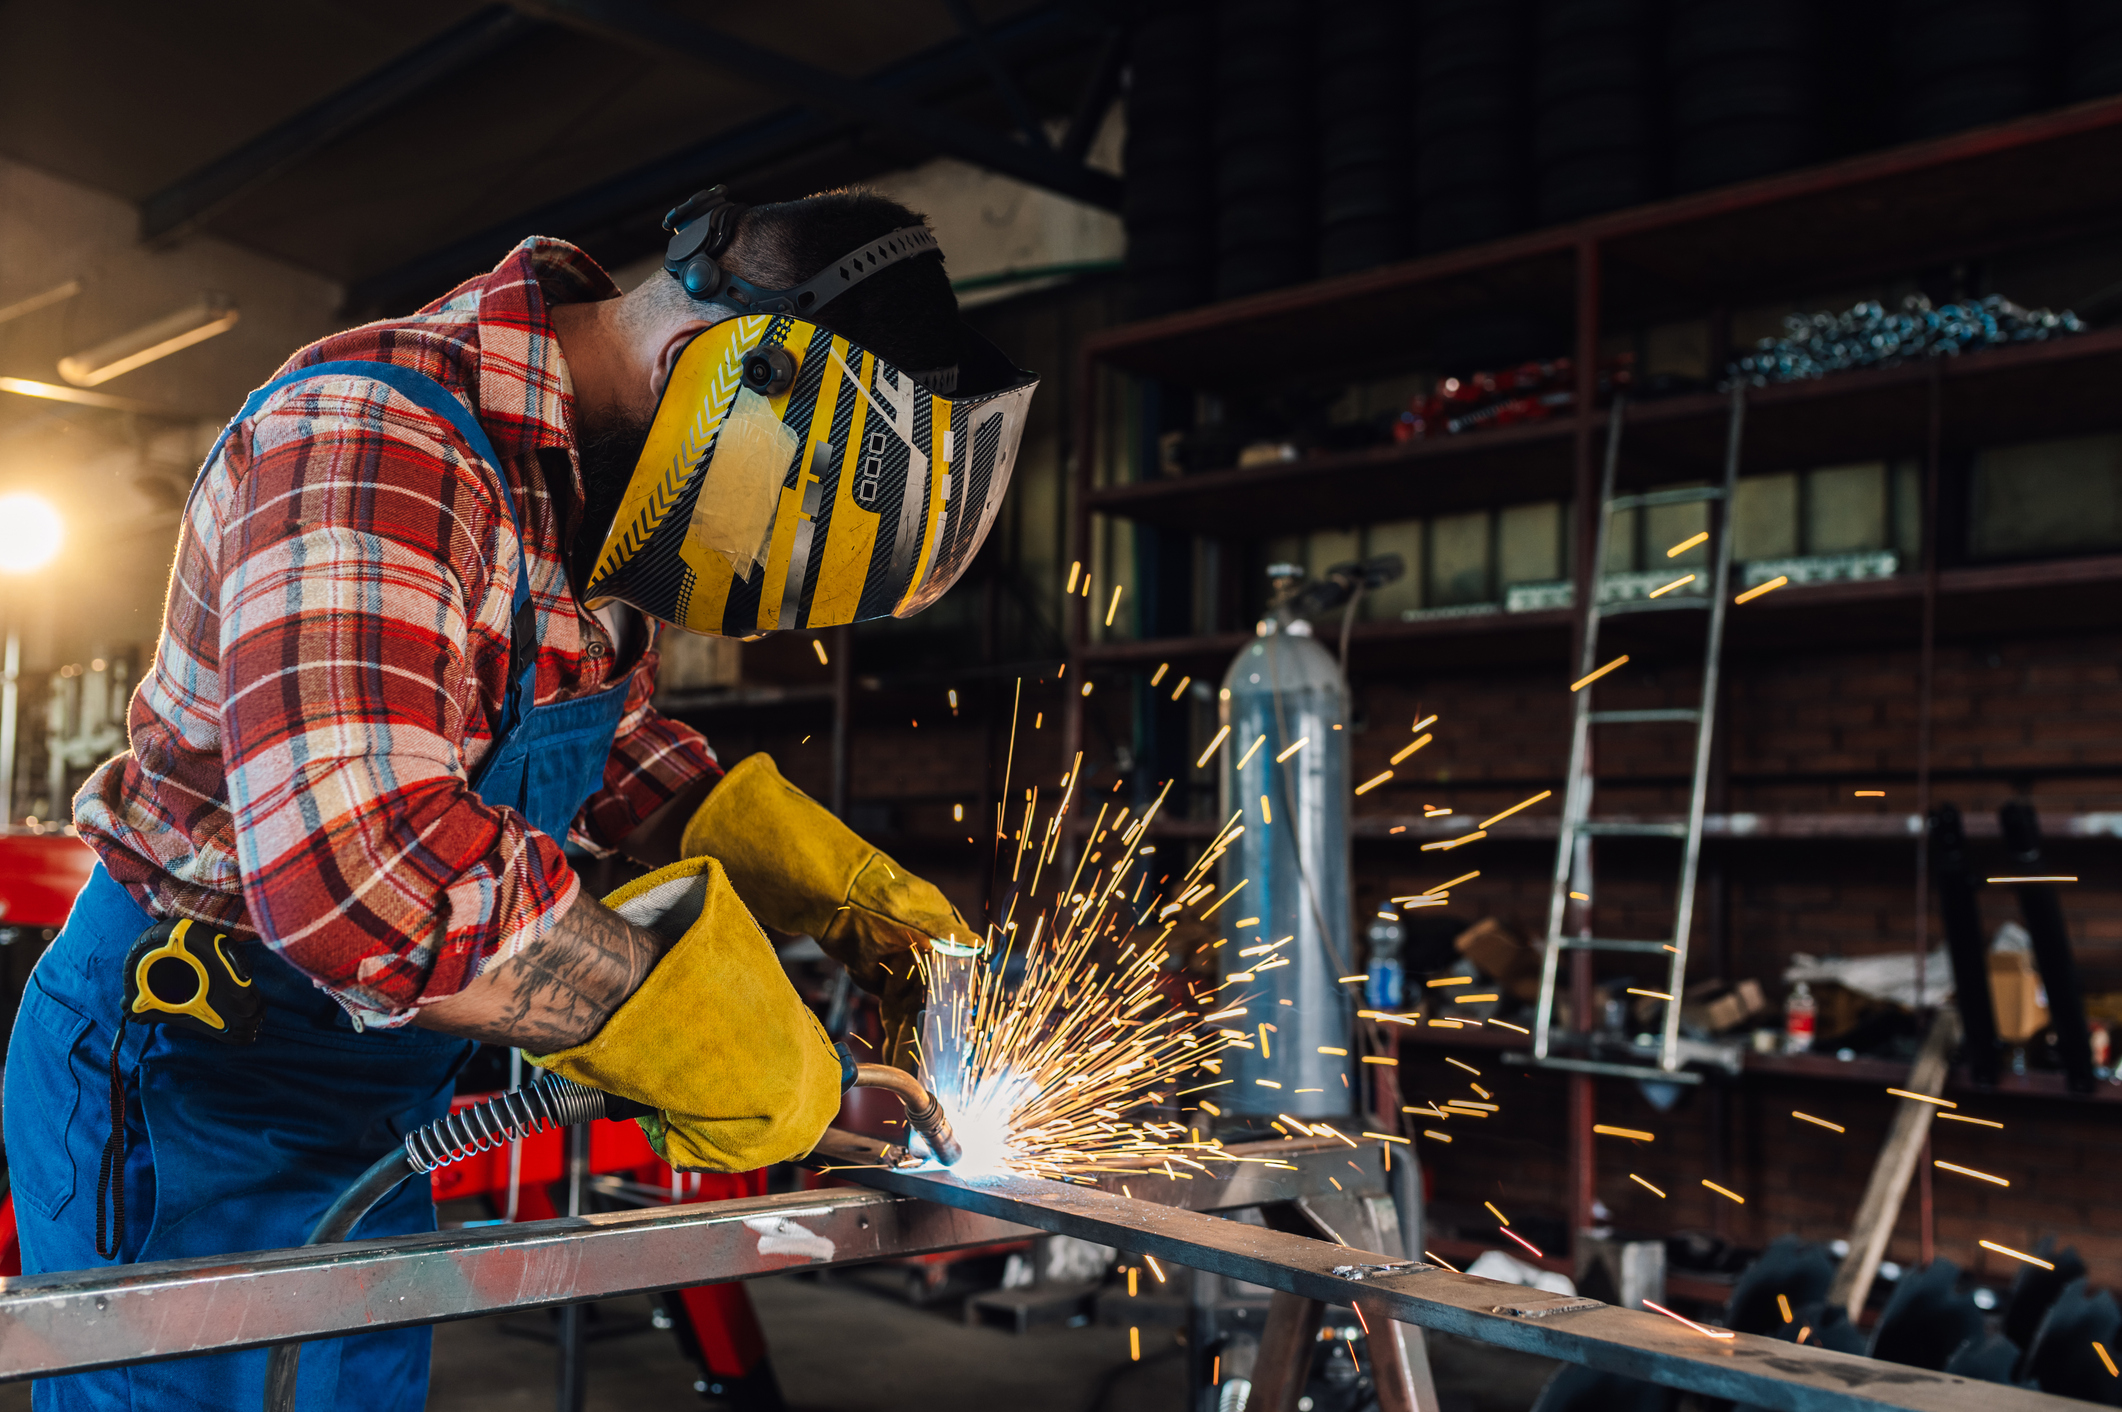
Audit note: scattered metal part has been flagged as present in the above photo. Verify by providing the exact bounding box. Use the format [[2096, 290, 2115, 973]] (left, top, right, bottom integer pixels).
[[1493, 1299, 1604, 1319], [1332, 1261, 1433, 1282], [1728, 294, 2084, 385]]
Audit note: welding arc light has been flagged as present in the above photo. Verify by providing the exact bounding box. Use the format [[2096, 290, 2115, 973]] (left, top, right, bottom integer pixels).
[[0, 494, 63, 574]]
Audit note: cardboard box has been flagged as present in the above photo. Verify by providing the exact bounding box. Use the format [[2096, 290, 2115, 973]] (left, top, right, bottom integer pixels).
[[1989, 950, 2050, 1043], [1455, 918, 1541, 1001], [1680, 978, 1767, 1034]]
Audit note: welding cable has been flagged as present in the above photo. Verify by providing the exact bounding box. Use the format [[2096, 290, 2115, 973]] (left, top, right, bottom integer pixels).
[[850, 1062, 963, 1165], [262, 1072, 633, 1412]]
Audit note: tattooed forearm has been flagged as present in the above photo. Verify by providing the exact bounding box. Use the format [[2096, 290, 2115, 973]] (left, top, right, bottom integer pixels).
[[412, 892, 670, 1049]]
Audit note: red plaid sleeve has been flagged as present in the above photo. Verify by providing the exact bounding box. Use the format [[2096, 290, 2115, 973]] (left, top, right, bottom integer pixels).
[[569, 639, 722, 854], [217, 382, 576, 1015]]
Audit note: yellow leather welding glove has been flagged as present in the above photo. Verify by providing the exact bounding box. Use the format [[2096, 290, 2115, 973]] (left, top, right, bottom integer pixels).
[[681, 753, 972, 1073], [528, 855, 843, 1172]]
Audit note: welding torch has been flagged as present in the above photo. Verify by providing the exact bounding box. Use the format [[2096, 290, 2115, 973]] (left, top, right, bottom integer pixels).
[[264, 1051, 958, 1412]]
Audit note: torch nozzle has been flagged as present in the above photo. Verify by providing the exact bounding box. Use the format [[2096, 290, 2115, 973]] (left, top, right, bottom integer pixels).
[[851, 1063, 963, 1166]]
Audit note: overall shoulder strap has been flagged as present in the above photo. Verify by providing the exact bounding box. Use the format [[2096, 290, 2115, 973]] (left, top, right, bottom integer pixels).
[[202, 359, 540, 741]]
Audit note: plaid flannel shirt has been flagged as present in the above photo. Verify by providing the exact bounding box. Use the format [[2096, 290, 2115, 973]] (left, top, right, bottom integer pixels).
[[76, 239, 720, 1021]]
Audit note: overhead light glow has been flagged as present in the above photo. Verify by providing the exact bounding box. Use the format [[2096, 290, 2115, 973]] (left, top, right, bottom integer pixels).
[[0, 494, 64, 574], [58, 296, 239, 387]]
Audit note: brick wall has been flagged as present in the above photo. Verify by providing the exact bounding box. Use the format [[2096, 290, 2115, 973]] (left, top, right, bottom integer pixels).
[[1364, 627, 2122, 1297]]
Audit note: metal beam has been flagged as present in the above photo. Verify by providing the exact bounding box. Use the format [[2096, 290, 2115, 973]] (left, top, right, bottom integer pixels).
[[818, 1131, 2084, 1412], [0, 1185, 1032, 1382], [940, 0, 1052, 151], [1058, 24, 1126, 167], [0, 1131, 1359, 1382], [139, 5, 532, 244], [344, 5, 1096, 314], [511, 0, 1122, 211]]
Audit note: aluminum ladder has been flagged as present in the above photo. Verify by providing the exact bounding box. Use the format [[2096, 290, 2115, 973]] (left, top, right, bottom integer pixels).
[[1528, 386, 1745, 1079]]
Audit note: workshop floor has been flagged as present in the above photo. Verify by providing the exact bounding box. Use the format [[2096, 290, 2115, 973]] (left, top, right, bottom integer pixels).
[[0, 1267, 1557, 1410], [418, 1274, 1557, 1412]]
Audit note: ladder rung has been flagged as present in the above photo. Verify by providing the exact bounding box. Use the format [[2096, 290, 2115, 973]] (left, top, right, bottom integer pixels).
[[1501, 1053, 1705, 1084], [1587, 709, 1701, 725], [1600, 596, 1709, 617], [1557, 937, 1675, 954], [1608, 487, 1726, 512], [1575, 820, 1689, 838]]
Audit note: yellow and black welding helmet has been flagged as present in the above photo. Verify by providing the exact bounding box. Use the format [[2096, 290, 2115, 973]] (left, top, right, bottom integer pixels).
[[582, 190, 1038, 636]]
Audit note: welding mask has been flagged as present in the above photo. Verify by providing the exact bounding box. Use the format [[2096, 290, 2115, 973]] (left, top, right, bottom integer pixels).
[[581, 190, 1038, 636]]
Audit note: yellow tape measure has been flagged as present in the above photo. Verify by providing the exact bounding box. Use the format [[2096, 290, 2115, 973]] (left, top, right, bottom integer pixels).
[[121, 918, 264, 1044]]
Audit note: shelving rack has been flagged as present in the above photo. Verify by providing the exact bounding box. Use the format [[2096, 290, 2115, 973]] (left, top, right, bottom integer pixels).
[[1063, 96, 2122, 1260]]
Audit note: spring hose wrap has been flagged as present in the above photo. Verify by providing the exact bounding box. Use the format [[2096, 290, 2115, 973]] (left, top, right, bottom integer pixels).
[[402, 1073, 607, 1173]]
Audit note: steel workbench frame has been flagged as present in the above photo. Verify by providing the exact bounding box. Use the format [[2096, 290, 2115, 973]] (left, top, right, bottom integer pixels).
[[0, 1129, 2085, 1412]]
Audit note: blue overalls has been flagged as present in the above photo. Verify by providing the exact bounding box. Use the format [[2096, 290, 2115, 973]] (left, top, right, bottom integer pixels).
[[2, 362, 633, 1411]]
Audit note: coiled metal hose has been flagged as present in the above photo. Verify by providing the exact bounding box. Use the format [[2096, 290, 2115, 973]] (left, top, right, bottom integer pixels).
[[402, 1071, 610, 1172]]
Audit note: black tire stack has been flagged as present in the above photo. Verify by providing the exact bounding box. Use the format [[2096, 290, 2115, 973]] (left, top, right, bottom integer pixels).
[[1315, 1, 1416, 278], [1891, 0, 2052, 142], [1123, 4, 1217, 319], [1213, 0, 1317, 300], [1666, 0, 1819, 192], [1413, 0, 1529, 254], [2062, 0, 2122, 100], [1532, 0, 1662, 224]]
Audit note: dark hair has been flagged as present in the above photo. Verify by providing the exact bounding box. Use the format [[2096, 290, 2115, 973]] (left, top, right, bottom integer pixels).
[[726, 188, 962, 374]]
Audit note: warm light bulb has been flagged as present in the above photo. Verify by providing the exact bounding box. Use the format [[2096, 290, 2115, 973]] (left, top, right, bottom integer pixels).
[[0, 494, 63, 573]]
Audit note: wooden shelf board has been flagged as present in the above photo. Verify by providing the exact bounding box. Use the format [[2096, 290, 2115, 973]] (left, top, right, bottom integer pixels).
[[1084, 325, 2122, 539], [1087, 96, 2122, 392], [1387, 1026, 2122, 1105]]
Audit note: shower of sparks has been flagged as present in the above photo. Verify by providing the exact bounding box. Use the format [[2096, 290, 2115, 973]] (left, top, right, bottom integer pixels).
[[1648, 573, 1696, 599], [1571, 655, 1629, 691], [1643, 1300, 1735, 1340], [1981, 1240, 2054, 1270], [1477, 790, 1552, 829], [1792, 1111, 1845, 1133], [1666, 531, 1709, 557], [1391, 733, 1433, 765], [1593, 1125, 1654, 1141], [1734, 575, 1787, 604], [1934, 1160, 2009, 1187], [1196, 725, 1231, 768], [1886, 1088, 1956, 1108], [1499, 1227, 1545, 1259], [1630, 1173, 1666, 1198], [903, 711, 1260, 1181]]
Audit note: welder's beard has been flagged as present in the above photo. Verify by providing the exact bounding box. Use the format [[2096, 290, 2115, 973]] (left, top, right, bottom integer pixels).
[[570, 409, 653, 593]]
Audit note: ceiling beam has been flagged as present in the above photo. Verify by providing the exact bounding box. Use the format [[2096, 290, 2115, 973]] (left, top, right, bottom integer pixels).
[[939, 0, 1052, 152], [1059, 23, 1127, 167], [511, 0, 1123, 212], [345, 6, 1101, 315], [139, 5, 533, 245]]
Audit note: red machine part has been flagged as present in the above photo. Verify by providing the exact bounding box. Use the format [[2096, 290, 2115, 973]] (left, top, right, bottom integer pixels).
[[0, 834, 96, 931]]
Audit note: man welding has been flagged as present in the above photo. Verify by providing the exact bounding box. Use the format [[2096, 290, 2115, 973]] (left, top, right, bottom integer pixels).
[[3, 185, 1035, 1409]]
